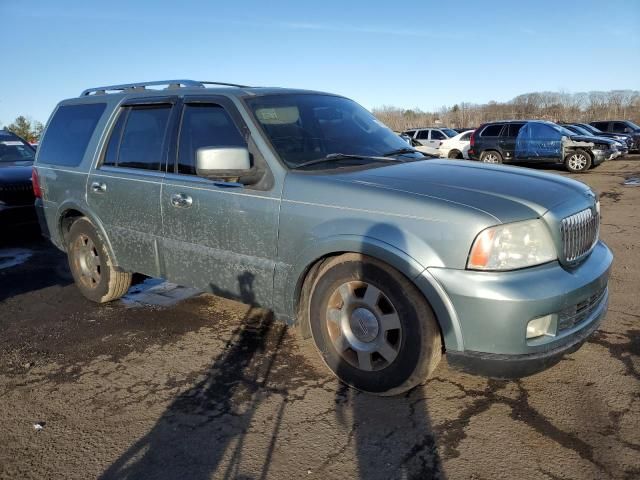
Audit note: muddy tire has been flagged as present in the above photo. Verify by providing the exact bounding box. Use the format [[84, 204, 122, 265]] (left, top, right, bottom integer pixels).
[[67, 218, 132, 303], [307, 253, 441, 396], [564, 149, 592, 173], [480, 150, 503, 164]]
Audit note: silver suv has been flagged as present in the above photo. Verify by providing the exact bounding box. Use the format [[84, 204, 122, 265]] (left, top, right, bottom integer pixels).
[[33, 80, 612, 395], [402, 127, 458, 149]]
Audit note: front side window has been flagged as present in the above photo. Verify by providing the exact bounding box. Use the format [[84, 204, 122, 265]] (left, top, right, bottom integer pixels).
[[38, 103, 106, 167], [177, 104, 246, 175], [431, 130, 446, 140], [246, 94, 421, 168], [102, 105, 171, 171]]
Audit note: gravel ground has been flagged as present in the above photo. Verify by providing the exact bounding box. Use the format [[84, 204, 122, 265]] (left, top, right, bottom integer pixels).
[[1, 157, 639, 480]]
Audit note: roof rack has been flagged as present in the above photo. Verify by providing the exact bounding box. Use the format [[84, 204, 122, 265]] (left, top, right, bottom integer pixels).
[[80, 79, 251, 96]]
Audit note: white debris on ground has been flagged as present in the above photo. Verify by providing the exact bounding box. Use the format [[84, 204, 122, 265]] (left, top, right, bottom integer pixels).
[[33, 422, 45, 432], [0, 249, 33, 270], [120, 278, 201, 307]]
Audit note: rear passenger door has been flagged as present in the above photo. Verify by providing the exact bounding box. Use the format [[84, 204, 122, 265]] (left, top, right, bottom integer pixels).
[[159, 96, 279, 307], [87, 98, 176, 277], [415, 129, 430, 146], [498, 123, 523, 162]]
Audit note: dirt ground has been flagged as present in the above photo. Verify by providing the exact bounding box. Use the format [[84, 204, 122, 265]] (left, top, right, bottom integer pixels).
[[1, 157, 639, 480]]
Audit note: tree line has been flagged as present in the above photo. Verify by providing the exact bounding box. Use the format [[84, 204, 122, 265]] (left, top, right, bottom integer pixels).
[[372, 89, 640, 131], [1, 116, 44, 143]]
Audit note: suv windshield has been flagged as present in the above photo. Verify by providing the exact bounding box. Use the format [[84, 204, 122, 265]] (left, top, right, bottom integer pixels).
[[0, 133, 35, 163], [550, 124, 577, 136], [246, 94, 423, 168]]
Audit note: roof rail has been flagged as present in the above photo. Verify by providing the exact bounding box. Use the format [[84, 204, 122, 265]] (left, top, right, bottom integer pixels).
[[80, 79, 251, 96]]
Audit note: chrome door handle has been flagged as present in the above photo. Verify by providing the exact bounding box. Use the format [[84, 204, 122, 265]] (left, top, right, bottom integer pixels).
[[170, 193, 193, 208], [91, 182, 107, 193]]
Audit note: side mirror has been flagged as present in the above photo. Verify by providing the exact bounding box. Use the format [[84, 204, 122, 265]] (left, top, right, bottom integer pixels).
[[196, 147, 251, 179]]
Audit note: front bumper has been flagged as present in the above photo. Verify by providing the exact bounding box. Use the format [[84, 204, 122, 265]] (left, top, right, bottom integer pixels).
[[426, 240, 612, 377], [592, 149, 615, 164]]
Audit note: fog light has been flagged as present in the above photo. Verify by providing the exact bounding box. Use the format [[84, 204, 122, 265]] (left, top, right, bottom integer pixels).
[[526, 314, 557, 339]]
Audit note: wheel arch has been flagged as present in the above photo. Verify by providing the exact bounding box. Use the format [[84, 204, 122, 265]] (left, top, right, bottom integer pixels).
[[287, 235, 461, 351], [56, 201, 120, 266]]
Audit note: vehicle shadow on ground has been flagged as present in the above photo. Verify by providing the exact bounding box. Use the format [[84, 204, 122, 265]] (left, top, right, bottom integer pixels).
[[99, 272, 292, 480], [0, 228, 72, 303], [100, 227, 446, 479]]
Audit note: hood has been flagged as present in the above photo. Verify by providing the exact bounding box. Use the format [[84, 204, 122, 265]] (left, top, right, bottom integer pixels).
[[567, 134, 614, 146], [0, 162, 33, 183], [335, 159, 593, 223]]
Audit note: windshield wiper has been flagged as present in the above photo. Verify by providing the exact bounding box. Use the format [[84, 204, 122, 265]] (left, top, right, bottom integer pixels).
[[293, 153, 403, 169], [382, 147, 420, 157]]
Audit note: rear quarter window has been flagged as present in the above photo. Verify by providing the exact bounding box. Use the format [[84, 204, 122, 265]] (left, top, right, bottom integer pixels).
[[37, 103, 106, 167], [480, 124, 503, 137]]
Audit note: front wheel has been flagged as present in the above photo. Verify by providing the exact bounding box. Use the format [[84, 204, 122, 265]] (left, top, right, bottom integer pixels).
[[307, 254, 442, 396], [480, 150, 503, 164], [67, 218, 132, 303], [564, 149, 592, 173]]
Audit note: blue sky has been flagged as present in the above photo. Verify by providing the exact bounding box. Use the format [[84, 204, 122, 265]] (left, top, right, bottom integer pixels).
[[1, 0, 638, 125]]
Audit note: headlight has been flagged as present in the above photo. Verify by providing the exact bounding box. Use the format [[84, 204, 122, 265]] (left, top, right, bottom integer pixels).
[[467, 219, 556, 271]]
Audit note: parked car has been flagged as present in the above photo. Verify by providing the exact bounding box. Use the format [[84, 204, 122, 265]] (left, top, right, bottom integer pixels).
[[561, 124, 627, 157], [452, 127, 476, 133], [468, 120, 616, 172], [402, 127, 458, 150], [590, 120, 640, 152], [572, 123, 633, 150], [0, 130, 38, 229], [34, 80, 612, 395], [438, 129, 473, 159]]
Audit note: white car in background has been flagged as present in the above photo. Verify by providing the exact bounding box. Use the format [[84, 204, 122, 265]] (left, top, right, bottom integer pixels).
[[438, 129, 474, 159]]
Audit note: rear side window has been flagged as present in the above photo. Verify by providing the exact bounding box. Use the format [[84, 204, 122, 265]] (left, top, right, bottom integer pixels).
[[505, 123, 524, 137], [38, 103, 106, 167], [431, 130, 446, 140], [612, 122, 628, 133], [460, 132, 472, 141], [404, 130, 416, 137], [480, 124, 503, 137], [177, 104, 246, 175], [102, 105, 171, 171], [592, 122, 608, 131], [416, 130, 429, 140]]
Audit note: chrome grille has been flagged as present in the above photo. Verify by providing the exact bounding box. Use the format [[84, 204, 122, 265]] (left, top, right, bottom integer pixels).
[[561, 207, 599, 263]]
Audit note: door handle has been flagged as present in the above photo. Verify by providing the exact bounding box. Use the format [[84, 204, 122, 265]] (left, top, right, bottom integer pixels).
[[91, 182, 107, 193], [170, 193, 193, 208]]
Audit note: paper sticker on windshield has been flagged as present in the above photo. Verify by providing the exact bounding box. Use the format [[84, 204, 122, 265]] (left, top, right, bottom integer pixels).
[[1, 141, 23, 146]]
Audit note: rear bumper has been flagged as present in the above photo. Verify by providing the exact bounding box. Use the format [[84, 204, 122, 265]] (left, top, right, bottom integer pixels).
[[0, 203, 37, 228]]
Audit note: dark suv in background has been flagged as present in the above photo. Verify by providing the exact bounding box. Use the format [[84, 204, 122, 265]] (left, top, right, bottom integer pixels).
[[469, 120, 616, 173], [590, 120, 640, 152], [0, 129, 37, 229]]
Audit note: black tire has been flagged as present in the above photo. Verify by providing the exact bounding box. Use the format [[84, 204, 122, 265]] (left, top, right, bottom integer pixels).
[[307, 253, 441, 396], [448, 150, 463, 159], [480, 150, 503, 164], [67, 217, 132, 303], [564, 149, 592, 173]]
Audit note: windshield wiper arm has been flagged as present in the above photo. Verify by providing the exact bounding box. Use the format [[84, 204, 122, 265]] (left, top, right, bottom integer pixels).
[[382, 147, 420, 157], [293, 153, 403, 169]]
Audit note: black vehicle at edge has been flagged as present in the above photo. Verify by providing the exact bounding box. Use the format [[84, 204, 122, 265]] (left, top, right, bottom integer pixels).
[[468, 120, 616, 173], [0, 130, 38, 229], [569, 123, 633, 150], [561, 124, 628, 157], [589, 120, 640, 152]]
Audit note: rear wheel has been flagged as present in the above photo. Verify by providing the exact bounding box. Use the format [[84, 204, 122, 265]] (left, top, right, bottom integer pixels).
[[448, 150, 463, 159], [480, 150, 503, 164], [67, 218, 132, 303], [307, 254, 441, 396], [564, 149, 592, 173]]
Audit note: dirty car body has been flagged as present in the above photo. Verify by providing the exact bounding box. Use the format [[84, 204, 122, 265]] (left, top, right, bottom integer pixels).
[[33, 80, 613, 394]]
